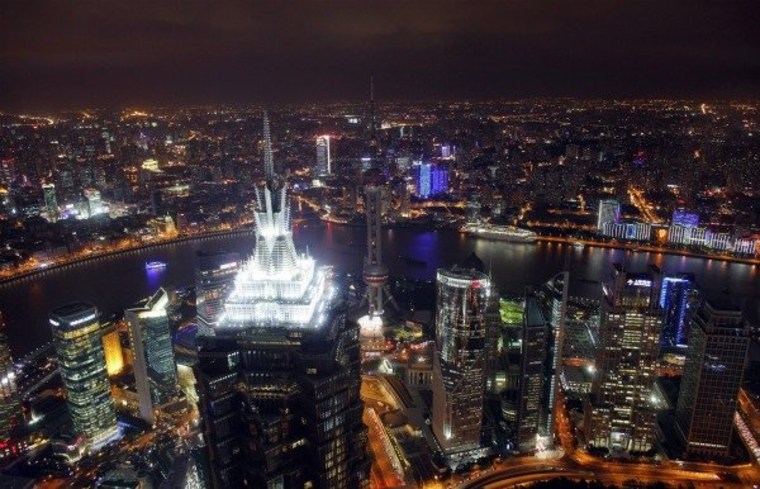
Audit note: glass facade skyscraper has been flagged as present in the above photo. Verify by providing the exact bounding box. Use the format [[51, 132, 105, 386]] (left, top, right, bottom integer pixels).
[[516, 272, 569, 452], [675, 300, 749, 458], [42, 182, 58, 222], [432, 253, 496, 459], [125, 288, 179, 424], [585, 265, 662, 453], [195, 113, 369, 489], [414, 162, 448, 198], [315, 135, 331, 176], [517, 294, 549, 452], [49, 303, 119, 449], [659, 274, 697, 347]]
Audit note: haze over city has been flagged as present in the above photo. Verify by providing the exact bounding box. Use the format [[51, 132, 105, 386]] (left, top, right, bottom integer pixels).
[[2, 1, 760, 109], [1, 2, 760, 489]]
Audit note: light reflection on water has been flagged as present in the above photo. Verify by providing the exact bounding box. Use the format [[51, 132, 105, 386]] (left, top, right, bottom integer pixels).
[[0, 225, 758, 355]]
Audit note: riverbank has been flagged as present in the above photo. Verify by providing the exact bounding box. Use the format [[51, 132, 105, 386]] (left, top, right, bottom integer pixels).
[[0, 228, 255, 287], [2, 222, 757, 288], [535, 236, 760, 267]]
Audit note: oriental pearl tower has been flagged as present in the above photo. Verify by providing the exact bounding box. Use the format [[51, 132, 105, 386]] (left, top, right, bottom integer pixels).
[[359, 169, 397, 343]]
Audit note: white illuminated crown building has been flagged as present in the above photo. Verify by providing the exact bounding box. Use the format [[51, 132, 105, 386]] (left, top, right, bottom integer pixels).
[[219, 112, 333, 330]]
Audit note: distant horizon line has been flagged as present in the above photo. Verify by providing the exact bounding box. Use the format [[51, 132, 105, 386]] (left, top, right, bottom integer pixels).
[[2, 96, 759, 116]]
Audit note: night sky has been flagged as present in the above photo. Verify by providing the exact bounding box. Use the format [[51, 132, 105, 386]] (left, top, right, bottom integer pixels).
[[1, 1, 759, 109]]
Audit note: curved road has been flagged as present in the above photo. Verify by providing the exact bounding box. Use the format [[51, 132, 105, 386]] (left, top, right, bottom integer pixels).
[[455, 458, 737, 489]]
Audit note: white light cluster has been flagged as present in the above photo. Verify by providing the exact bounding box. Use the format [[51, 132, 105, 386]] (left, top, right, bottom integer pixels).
[[219, 178, 332, 330]]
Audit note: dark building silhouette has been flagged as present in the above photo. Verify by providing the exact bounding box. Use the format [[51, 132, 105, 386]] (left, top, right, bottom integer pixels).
[[675, 300, 749, 458]]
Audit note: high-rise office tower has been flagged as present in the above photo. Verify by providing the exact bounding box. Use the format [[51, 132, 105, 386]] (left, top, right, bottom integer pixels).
[[195, 251, 241, 336], [597, 199, 620, 232], [675, 300, 749, 458], [54, 159, 79, 203], [125, 288, 179, 424], [516, 272, 569, 452], [517, 293, 550, 452], [101, 320, 124, 377], [585, 265, 662, 453], [0, 312, 20, 440], [414, 162, 449, 199], [0, 157, 15, 187], [466, 192, 482, 225], [315, 135, 331, 177], [84, 188, 104, 217], [195, 113, 369, 489], [361, 169, 396, 323], [659, 274, 697, 347], [432, 254, 495, 459], [42, 182, 58, 222], [49, 303, 119, 448]]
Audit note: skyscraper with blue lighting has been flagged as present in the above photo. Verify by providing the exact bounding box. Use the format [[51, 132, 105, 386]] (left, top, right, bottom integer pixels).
[[672, 209, 700, 228], [659, 274, 697, 347], [414, 162, 448, 198]]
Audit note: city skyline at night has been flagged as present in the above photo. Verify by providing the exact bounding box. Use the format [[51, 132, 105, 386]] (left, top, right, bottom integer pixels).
[[1, 2, 760, 488]]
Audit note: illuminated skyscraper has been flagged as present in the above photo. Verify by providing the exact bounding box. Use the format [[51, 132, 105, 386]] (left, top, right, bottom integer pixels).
[[0, 158, 15, 187], [0, 312, 20, 441], [195, 251, 241, 336], [432, 254, 496, 460], [84, 188, 104, 217], [517, 294, 549, 452], [659, 274, 697, 347], [516, 272, 568, 452], [466, 191, 482, 225], [195, 113, 369, 489], [414, 162, 449, 198], [42, 182, 58, 222], [101, 320, 124, 377], [597, 199, 620, 232], [315, 135, 331, 176], [125, 288, 179, 424], [675, 300, 749, 458], [585, 265, 662, 453], [50, 303, 119, 448]]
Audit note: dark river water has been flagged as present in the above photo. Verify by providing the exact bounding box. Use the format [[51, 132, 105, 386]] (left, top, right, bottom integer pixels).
[[1, 223, 759, 357]]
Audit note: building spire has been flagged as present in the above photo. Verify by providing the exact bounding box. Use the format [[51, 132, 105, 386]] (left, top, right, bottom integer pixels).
[[263, 110, 274, 180]]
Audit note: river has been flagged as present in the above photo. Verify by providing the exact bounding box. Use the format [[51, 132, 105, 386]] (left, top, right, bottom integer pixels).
[[1, 223, 759, 356]]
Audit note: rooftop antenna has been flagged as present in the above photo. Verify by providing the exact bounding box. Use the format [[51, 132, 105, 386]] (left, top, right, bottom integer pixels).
[[263, 110, 274, 181]]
